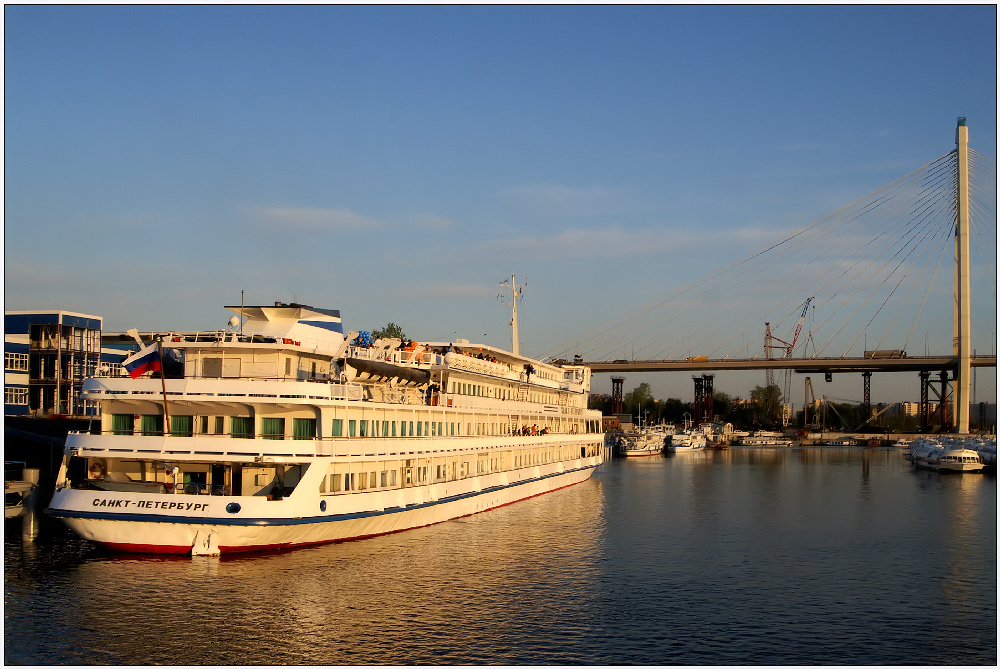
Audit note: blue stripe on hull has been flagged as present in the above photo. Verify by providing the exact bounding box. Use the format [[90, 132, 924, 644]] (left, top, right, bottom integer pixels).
[[48, 464, 597, 526]]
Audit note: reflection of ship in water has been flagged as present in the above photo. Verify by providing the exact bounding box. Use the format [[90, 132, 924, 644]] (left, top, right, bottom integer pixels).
[[39, 479, 606, 665]]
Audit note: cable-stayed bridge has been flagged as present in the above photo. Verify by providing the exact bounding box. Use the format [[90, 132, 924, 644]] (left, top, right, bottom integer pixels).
[[543, 120, 996, 433]]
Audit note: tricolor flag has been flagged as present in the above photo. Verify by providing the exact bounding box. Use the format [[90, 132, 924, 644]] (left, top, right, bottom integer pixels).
[[123, 342, 162, 379]]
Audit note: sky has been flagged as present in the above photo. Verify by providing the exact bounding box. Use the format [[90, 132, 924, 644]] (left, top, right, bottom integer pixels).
[[4, 5, 997, 405]]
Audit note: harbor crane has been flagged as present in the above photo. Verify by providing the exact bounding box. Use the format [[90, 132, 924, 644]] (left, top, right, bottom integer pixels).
[[764, 297, 814, 425]]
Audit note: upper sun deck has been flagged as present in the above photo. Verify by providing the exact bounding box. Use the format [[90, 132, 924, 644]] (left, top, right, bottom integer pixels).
[[103, 303, 591, 395]]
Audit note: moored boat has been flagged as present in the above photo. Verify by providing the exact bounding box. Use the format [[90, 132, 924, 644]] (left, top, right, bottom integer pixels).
[[46, 300, 605, 555], [739, 431, 793, 447], [935, 449, 985, 473], [614, 424, 673, 457], [669, 429, 707, 453]]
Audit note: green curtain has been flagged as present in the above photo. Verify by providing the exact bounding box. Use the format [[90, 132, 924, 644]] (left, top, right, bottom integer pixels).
[[293, 418, 316, 440], [170, 415, 193, 437], [111, 414, 134, 435], [140, 414, 163, 436], [261, 417, 285, 440], [230, 416, 254, 439]]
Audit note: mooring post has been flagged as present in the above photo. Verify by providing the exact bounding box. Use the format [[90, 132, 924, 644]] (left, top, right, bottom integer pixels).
[[21, 468, 40, 543]]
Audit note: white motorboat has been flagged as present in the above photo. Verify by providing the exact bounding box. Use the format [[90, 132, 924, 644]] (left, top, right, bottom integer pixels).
[[935, 449, 985, 473], [614, 424, 673, 457]]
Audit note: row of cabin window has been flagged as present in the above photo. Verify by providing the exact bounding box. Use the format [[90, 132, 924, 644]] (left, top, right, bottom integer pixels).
[[110, 414, 597, 439], [450, 380, 559, 405], [320, 444, 596, 495], [110, 414, 316, 439]]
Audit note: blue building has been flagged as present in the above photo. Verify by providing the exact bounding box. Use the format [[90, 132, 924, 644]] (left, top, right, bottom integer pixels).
[[5, 310, 104, 417]]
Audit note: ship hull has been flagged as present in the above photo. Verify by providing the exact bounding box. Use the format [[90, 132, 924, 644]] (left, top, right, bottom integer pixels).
[[50, 462, 599, 554]]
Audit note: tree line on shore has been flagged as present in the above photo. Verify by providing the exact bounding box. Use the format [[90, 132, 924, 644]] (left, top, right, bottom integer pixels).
[[589, 382, 924, 432]]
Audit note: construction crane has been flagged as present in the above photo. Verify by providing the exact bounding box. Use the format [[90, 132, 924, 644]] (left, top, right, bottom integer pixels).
[[764, 297, 814, 425]]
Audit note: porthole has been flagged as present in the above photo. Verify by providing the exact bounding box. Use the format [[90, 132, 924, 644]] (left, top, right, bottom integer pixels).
[[226, 502, 241, 514], [320, 500, 327, 512]]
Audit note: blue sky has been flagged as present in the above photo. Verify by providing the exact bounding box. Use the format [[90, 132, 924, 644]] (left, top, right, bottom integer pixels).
[[5, 5, 997, 403]]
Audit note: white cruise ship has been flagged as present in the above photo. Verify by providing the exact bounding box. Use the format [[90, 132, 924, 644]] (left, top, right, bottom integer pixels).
[[46, 301, 605, 555]]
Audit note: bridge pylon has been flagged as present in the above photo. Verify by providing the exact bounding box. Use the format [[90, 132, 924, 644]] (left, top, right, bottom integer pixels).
[[954, 118, 972, 433]]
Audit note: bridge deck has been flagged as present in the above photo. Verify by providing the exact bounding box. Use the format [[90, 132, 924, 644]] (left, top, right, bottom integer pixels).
[[583, 355, 997, 374]]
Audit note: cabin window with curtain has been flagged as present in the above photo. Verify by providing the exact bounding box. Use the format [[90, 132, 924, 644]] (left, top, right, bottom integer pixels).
[[111, 414, 134, 435], [348, 420, 356, 437], [359, 420, 368, 437], [293, 418, 316, 440], [261, 417, 285, 440], [331, 418, 343, 437], [140, 414, 163, 436], [170, 415, 193, 437], [231, 416, 254, 439]]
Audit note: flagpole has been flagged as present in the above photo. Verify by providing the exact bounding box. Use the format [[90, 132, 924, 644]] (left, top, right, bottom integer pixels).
[[157, 340, 171, 436]]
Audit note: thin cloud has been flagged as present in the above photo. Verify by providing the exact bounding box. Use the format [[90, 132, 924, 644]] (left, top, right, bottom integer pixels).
[[400, 283, 494, 299], [410, 214, 457, 230], [250, 205, 387, 230], [504, 183, 633, 216]]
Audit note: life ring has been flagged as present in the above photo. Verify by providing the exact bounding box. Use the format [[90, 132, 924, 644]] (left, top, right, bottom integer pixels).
[[89, 459, 107, 479]]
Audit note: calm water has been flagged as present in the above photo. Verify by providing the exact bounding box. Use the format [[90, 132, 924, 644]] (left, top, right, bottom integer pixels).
[[5, 448, 996, 665]]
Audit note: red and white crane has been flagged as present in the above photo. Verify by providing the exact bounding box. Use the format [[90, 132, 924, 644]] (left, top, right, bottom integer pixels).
[[764, 297, 814, 425]]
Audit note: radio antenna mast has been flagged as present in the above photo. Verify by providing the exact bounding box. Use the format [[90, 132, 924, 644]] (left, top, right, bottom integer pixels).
[[500, 275, 526, 355]]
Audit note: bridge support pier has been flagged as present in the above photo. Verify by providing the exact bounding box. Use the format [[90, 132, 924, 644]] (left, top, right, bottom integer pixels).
[[919, 371, 930, 432], [611, 376, 624, 415], [692, 374, 714, 425], [693, 376, 705, 426], [862, 372, 872, 423]]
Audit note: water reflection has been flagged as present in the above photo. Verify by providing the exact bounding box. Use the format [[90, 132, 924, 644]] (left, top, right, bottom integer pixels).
[[5, 449, 995, 665]]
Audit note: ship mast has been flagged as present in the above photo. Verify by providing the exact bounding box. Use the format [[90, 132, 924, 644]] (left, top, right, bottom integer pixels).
[[500, 275, 526, 356]]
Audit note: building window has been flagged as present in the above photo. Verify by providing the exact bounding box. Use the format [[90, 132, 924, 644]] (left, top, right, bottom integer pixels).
[[5, 352, 29, 371], [5, 387, 28, 405]]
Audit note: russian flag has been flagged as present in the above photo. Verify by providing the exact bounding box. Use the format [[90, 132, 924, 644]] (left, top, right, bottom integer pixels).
[[123, 342, 162, 379]]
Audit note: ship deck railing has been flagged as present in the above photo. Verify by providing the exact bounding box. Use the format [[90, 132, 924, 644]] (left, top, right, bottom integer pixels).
[[66, 430, 603, 461]]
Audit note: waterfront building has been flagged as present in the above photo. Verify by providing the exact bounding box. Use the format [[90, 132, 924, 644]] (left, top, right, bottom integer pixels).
[[4, 310, 104, 417]]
